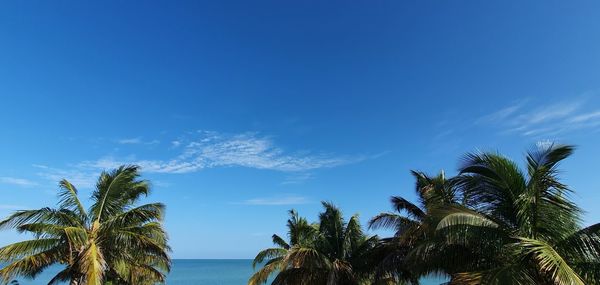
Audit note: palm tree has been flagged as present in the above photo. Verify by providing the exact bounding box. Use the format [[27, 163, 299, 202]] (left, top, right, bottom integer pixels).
[[435, 144, 600, 284], [250, 202, 378, 285], [249, 210, 317, 285], [368, 171, 460, 284], [0, 165, 171, 285]]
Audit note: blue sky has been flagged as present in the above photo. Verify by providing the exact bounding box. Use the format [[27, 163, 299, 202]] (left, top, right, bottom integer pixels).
[[1, 1, 600, 258]]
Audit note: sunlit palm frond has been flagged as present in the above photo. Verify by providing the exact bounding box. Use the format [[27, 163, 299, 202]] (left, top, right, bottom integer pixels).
[[252, 248, 287, 269], [514, 237, 584, 285], [58, 179, 87, 221], [90, 165, 149, 223]]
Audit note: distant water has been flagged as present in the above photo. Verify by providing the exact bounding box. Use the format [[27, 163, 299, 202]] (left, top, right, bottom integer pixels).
[[12, 259, 446, 285]]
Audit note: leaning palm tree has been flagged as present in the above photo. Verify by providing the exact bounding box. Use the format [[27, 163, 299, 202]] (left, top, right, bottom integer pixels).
[[368, 170, 460, 283], [250, 202, 378, 285], [0, 165, 171, 285], [436, 144, 600, 284]]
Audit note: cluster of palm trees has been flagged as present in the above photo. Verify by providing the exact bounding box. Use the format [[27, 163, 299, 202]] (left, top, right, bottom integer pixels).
[[0, 166, 170, 285], [251, 144, 600, 285], [0, 144, 598, 285]]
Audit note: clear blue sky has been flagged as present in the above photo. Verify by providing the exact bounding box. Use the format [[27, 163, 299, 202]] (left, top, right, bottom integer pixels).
[[1, 1, 600, 259]]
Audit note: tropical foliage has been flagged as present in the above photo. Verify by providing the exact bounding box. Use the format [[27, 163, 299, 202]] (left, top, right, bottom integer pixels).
[[1, 144, 598, 285], [0, 165, 170, 285], [368, 170, 460, 284], [250, 202, 378, 285], [253, 144, 600, 285], [432, 144, 600, 284]]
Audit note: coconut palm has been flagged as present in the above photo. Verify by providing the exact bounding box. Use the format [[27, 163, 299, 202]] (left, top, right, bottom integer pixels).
[[249, 209, 317, 285], [435, 144, 600, 284], [368, 171, 460, 283], [250, 202, 378, 285], [0, 165, 170, 285]]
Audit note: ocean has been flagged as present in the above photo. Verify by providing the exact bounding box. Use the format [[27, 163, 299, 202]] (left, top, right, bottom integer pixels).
[[13, 259, 446, 285]]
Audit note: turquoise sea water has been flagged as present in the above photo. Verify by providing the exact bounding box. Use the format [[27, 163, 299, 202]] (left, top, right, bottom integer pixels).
[[12, 259, 446, 285]]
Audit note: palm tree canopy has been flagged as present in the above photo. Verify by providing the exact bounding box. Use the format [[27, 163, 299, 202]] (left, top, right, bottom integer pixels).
[[0, 165, 171, 285], [250, 202, 377, 285], [435, 144, 600, 284]]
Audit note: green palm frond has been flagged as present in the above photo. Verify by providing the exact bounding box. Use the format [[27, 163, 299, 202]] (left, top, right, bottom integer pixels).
[[0, 248, 61, 282], [58, 179, 87, 221], [390, 196, 425, 221], [368, 212, 419, 235], [0, 208, 82, 230], [90, 165, 149, 222], [514, 237, 584, 285], [249, 257, 284, 285], [436, 210, 498, 231], [253, 248, 287, 269], [271, 234, 290, 250], [0, 239, 62, 261]]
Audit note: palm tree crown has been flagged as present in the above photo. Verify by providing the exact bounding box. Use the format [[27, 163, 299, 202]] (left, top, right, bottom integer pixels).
[[0, 165, 171, 285], [434, 144, 600, 284], [368, 170, 459, 283], [250, 202, 377, 285]]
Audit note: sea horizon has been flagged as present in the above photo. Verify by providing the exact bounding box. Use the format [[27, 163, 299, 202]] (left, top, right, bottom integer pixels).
[[11, 259, 447, 285]]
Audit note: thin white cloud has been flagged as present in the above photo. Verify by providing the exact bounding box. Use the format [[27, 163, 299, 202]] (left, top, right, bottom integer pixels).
[[238, 195, 310, 206], [34, 131, 377, 188], [520, 101, 582, 125], [0, 177, 38, 187], [31, 164, 49, 169], [281, 173, 314, 185], [569, 111, 600, 123], [476, 101, 525, 124], [34, 165, 97, 189], [478, 94, 600, 137], [116, 138, 160, 145], [118, 138, 142, 144], [80, 131, 371, 174]]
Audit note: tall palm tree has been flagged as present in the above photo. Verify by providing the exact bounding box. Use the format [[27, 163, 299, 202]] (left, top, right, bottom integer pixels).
[[0, 165, 171, 285], [436, 144, 600, 284], [250, 202, 378, 285], [368, 171, 460, 284]]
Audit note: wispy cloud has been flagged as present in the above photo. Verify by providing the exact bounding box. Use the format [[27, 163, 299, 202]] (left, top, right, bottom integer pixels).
[[116, 138, 159, 145], [568, 111, 600, 123], [80, 131, 371, 174], [237, 195, 310, 206], [0, 177, 38, 187], [34, 165, 98, 189], [478, 94, 600, 137], [33, 131, 377, 188], [281, 173, 314, 185], [476, 100, 527, 124]]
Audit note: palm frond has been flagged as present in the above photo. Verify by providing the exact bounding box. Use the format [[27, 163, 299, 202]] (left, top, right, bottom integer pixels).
[[514, 237, 584, 285], [390, 196, 425, 221], [252, 248, 287, 269], [58, 179, 87, 221]]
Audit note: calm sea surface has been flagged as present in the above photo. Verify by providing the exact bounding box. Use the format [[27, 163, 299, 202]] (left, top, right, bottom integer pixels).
[[13, 259, 446, 285]]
